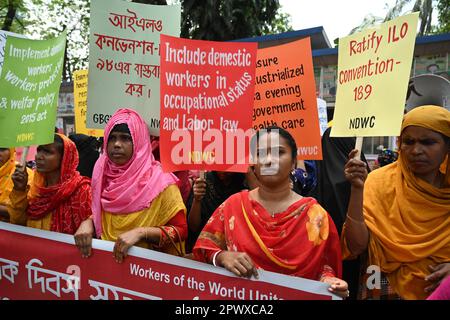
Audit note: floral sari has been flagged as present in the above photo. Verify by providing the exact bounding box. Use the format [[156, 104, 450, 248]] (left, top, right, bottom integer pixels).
[[193, 190, 342, 280]]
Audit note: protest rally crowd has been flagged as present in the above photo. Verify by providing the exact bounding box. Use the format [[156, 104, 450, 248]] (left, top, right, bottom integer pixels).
[[1, 103, 449, 300], [0, 1, 449, 302]]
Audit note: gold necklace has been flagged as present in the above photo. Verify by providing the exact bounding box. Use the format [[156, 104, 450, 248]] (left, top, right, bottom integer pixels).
[[266, 191, 295, 218]]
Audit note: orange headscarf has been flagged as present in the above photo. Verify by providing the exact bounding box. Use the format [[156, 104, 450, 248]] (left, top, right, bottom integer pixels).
[[363, 105, 450, 299]]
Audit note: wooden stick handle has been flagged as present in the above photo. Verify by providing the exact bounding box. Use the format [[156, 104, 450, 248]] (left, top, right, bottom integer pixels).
[[355, 137, 363, 160], [20, 146, 30, 170]]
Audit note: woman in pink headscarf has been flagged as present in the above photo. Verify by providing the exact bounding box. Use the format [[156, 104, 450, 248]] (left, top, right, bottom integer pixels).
[[74, 109, 187, 262]]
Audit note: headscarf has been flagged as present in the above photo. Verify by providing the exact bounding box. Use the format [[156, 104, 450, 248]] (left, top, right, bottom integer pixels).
[[0, 148, 16, 205], [91, 109, 178, 237], [401, 105, 450, 191], [364, 105, 450, 299], [27, 134, 92, 234], [69, 134, 100, 178], [402, 105, 450, 138]]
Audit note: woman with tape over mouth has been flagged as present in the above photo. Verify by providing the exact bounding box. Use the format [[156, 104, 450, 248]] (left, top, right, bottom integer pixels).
[[74, 109, 187, 263], [193, 126, 348, 299]]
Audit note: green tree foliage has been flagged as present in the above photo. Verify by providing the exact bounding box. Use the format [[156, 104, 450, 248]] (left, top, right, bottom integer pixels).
[[349, 0, 446, 36], [180, 0, 289, 40], [413, 0, 433, 36], [1, 0, 28, 32], [435, 0, 449, 33], [132, 0, 167, 4], [262, 11, 293, 35], [5, 0, 290, 80], [26, 0, 90, 80]]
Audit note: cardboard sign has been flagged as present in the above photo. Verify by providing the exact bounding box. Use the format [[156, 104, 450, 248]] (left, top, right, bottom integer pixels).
[[253, 38, 322, 159], [0, 31, 27, 76], [160, 35, 257, 172], [331, 13, 419, 137], [0, 32, 66, 147], [86, 0, 181, 135], [73, 70, 104, 137]]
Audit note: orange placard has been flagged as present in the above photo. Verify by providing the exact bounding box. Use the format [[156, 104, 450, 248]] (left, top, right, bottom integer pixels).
[[253, 38, 322, 159]]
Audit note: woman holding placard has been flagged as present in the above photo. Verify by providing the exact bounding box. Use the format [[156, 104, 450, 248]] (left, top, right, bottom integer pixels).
[[342, 105, 450, 299], [193, 126, 349, 299], [74, 109, 187, 262], [8, 134, 91, 234], [0, 147, 34, 222]]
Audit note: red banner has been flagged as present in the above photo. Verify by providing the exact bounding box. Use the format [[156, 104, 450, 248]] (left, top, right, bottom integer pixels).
[[159, 35, 257, 173], [0, 222, 339, 300]]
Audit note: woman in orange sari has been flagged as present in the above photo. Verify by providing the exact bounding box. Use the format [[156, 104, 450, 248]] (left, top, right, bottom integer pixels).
[[343, 105, 450, 299], [193, 126, 348, 298], [8, 134, 92, 234]]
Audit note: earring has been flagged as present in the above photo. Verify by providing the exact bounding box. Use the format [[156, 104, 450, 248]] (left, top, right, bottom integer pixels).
[[291, 169, 298, 183]]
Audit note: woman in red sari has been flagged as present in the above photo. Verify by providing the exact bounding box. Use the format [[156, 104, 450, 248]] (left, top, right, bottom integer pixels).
[[8, 134, 92, 234], [193, 126, 348, 298]]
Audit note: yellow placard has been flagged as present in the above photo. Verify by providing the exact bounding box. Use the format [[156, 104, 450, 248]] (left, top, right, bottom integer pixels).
[[331, 13, 419, 137], [73, 70, 104, 137]]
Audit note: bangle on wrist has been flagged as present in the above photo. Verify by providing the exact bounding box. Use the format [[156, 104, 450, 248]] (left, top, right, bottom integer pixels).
[[346, 214, 365, 224], [141, 227, 148, 241], [212, 250, 222, 267]]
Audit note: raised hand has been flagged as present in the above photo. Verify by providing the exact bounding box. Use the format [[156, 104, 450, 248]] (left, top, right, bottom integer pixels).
[[11, 165, 28, 191], [193, 177, 207, 202], [344, 149, 368, 189]]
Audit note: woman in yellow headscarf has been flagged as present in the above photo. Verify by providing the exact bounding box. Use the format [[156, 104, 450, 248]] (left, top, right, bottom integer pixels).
[[0, 148, 33, 222], [342, 105, 450, 300]]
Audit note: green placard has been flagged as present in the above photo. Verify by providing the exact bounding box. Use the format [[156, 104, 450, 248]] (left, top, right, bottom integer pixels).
[[0, 32, 66, 147]]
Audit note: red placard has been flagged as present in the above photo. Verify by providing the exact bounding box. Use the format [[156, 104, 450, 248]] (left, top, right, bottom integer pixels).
[[159, 35, 257, 173]]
